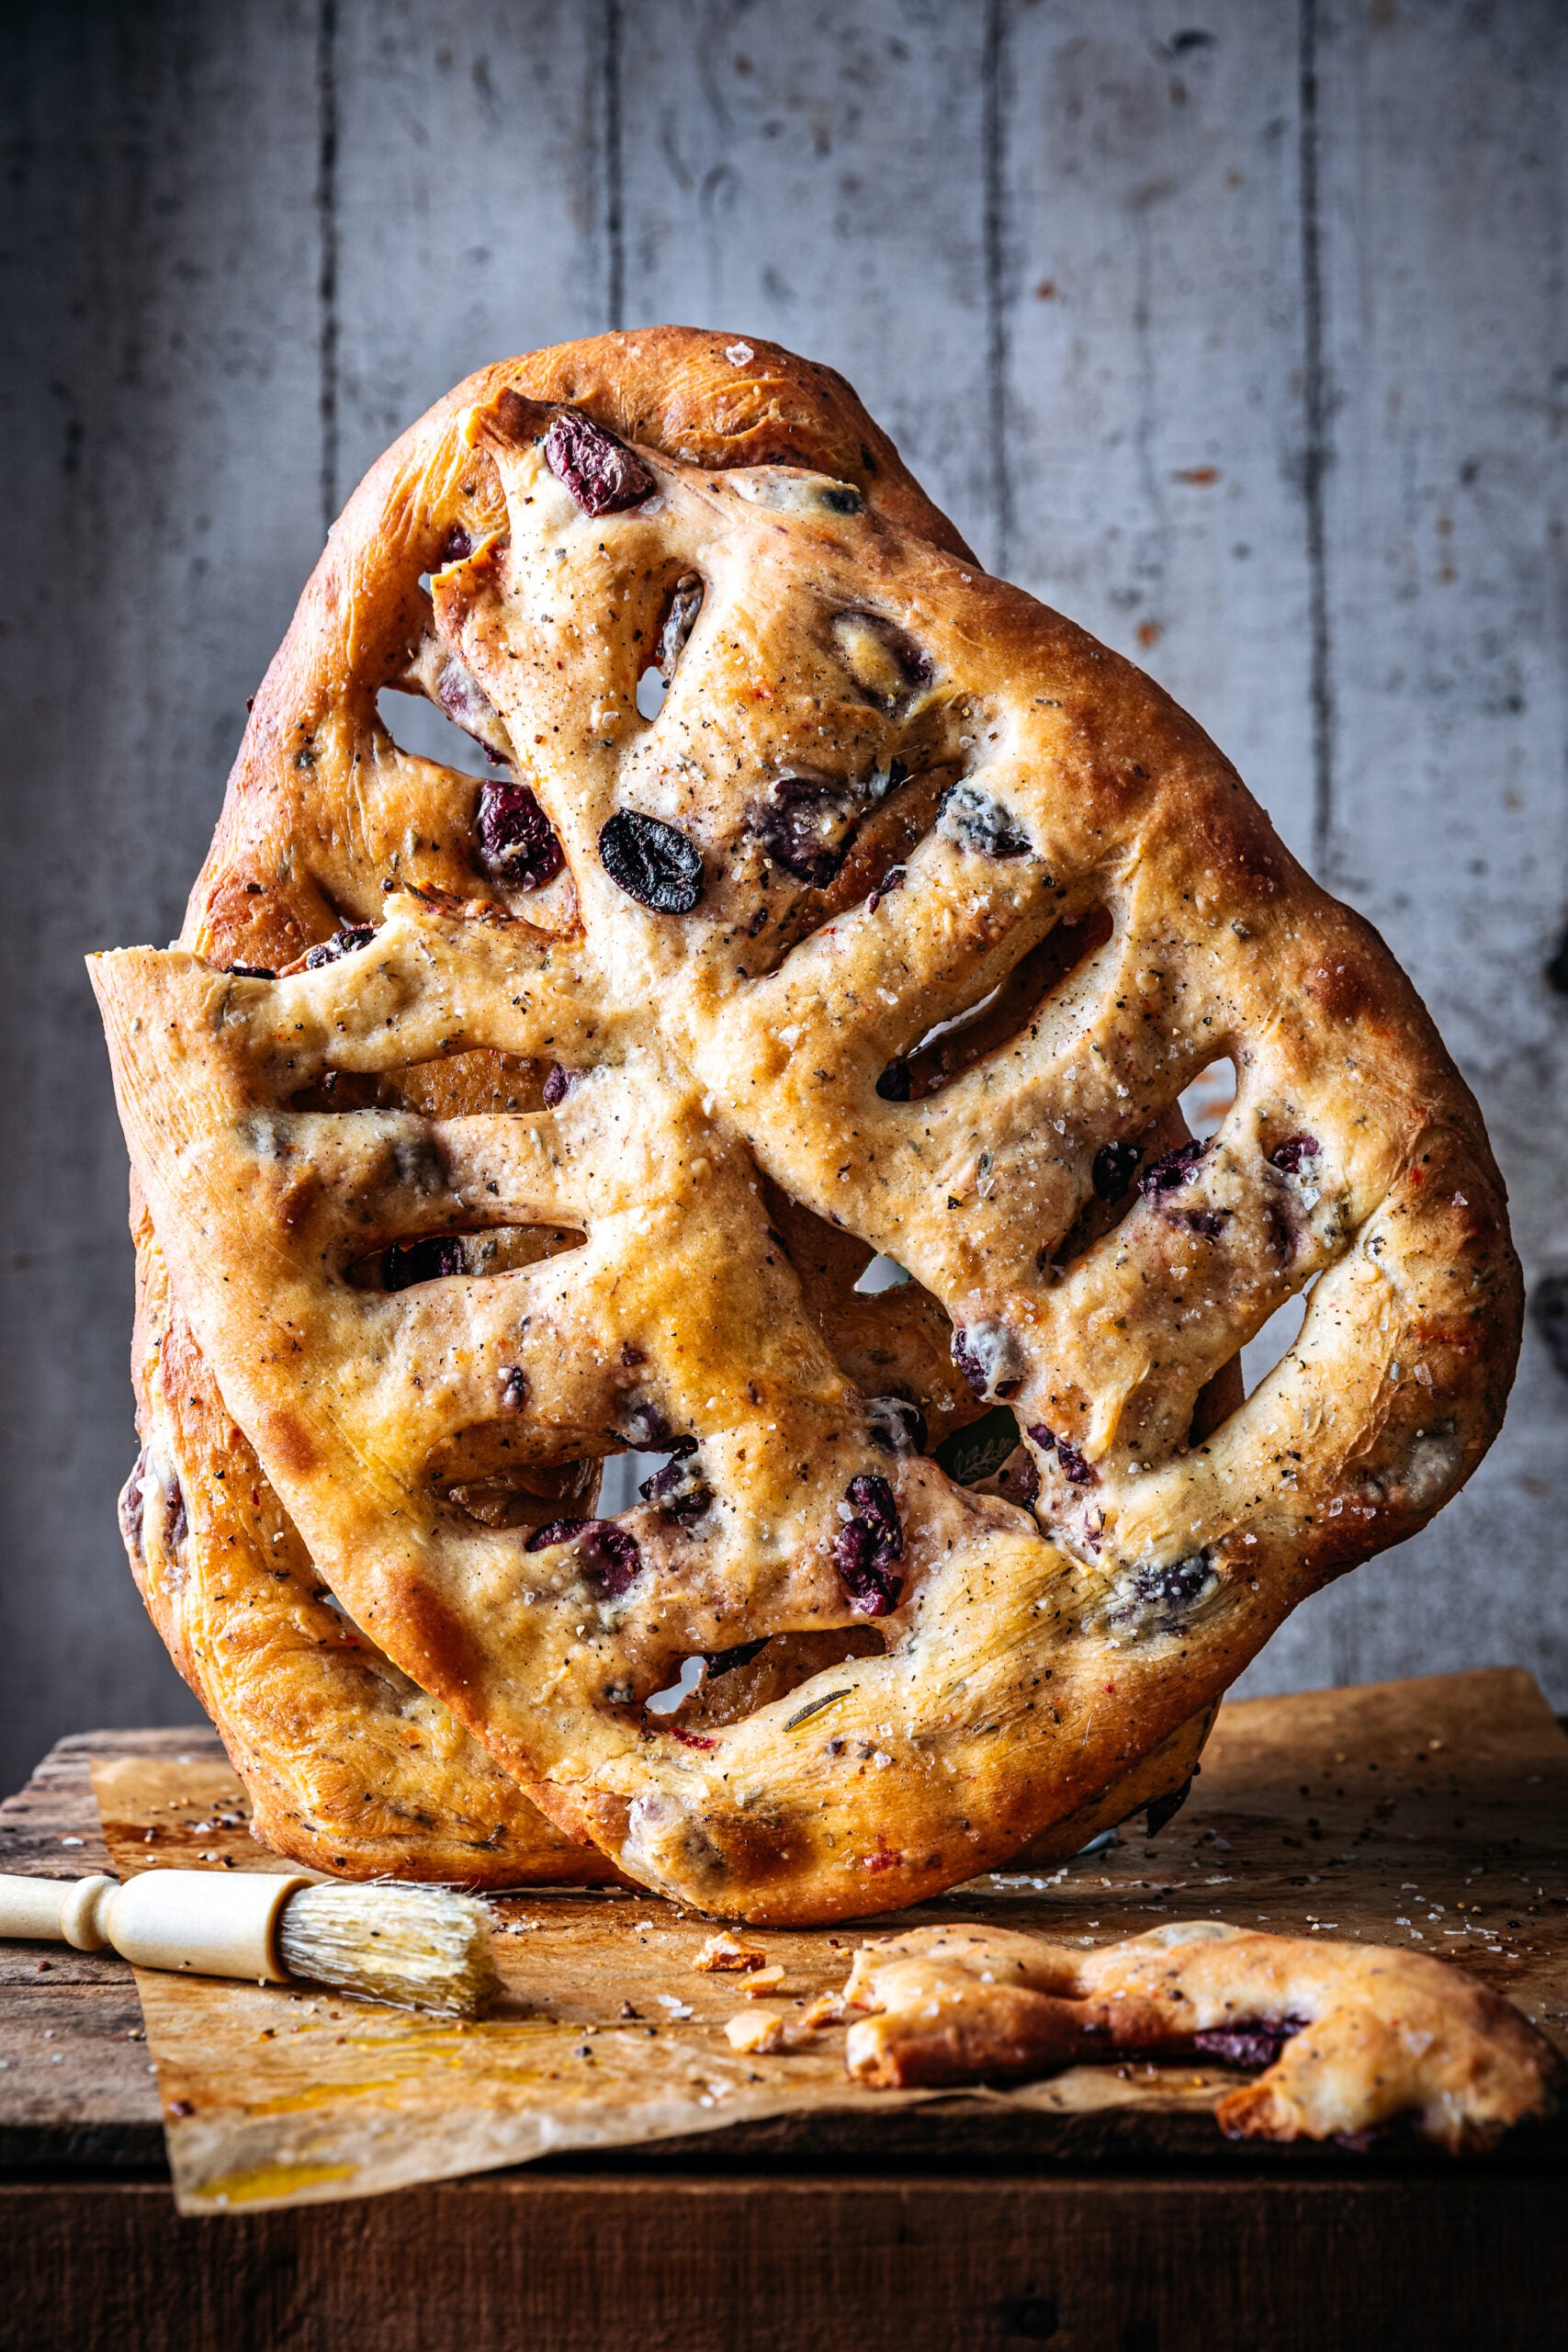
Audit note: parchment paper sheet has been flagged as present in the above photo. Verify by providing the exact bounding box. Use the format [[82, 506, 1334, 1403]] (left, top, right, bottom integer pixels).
[[90, 1669, 1568, 2212]]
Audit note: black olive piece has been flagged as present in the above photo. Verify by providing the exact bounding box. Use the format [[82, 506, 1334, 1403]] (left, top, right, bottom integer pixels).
[[638, 1453, 710, 1523], [939, 783, 1032, 860], [304, 924, 376, 969], [598, 809, 705, 913], [754, 778, 858, 888], [1091, 1139, 1142, 1203]]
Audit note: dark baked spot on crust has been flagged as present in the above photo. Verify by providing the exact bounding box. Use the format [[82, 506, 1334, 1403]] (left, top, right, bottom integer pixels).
[[1303, 953, 1375, 1027], [263, 1409, 320, 1480]]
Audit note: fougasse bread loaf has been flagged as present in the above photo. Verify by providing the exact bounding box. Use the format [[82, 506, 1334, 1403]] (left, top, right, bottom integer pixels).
[[92, 329, 1520, 1919]]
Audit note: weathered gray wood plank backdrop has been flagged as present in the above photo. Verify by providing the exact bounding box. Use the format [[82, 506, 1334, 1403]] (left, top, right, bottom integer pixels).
[[2, 0, 1563, 1796]]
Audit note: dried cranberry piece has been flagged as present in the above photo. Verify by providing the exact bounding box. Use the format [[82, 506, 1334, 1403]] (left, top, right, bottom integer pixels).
[[1270, 1134, 1321, 1176], [706, 1637, 770, 1678], [834, 1472, 905, 1616], [164, 1476, 188, 1550], [525, 1516, 592, 1553], [875, 1058, 912, 1102], [755, 778, 858, 888], [383, 1235, 465, 1290], [1195, 2016, 1308, 2071], [866, 1396, 927, 1456], [544, 411, 654, 515], [476, 780, 564, 889], [578, 1521, 642, 1597], [1027, 1423, 1097, 1487], [952, 1322, 1023, 1401], [499, 1366, 527, 1409], [598, 808, 705, 913], [621, 1400, 690, 1451], [1055, 1438, 1095, 1486], [542, 1063, 576, 1109], [867, 864, 906, 912], [952, 1330, 989, 1398], [227, 964, 276, 980], [440, 523, 473, 563], [1175, 1207, 1225, 1239], [304, 924, 376, 969], [525, 1516, 642, 1600], [1092, 1138, 1141, 1203], [638, 1453, 710, 1523], [119, 1450, 149, 1559], [939, 782, 1032, 860], [996, 1449, 1040, 1507], [1138, 1138, 1206, 1197]]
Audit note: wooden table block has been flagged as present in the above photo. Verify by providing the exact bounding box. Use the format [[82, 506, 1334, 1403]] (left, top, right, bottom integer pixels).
[[4, 1677, 1566, 2349]]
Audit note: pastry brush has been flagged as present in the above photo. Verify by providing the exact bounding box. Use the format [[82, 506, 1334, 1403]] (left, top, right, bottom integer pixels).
[[0, 1869, 499, 2018]]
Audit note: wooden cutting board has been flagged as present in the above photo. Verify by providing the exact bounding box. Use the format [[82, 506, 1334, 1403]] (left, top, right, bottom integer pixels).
[[4, 1668, 1564, 2217]]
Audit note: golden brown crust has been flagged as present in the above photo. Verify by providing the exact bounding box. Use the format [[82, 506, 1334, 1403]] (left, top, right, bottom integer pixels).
[[94, 328, 1520, 1921], [185, 327, 970, 972], [840, 1922, 1562, 2152], [124, 1194, 617, 1885]]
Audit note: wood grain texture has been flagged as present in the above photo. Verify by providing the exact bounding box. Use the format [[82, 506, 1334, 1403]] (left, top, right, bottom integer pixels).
[[7, 2169, 1568, 2352], [3, 1, 1566, 1800]]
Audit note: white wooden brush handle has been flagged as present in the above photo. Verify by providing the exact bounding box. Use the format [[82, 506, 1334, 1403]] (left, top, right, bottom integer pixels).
[[0, 1869, 312, 1983]]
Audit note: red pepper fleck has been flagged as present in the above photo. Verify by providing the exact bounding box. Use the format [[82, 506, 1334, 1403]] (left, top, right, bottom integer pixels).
[[667, 1725, 717, 1751]]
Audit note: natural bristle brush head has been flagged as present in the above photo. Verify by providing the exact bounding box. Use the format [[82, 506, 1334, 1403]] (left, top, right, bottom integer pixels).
[[2, 1868, 501, 2018], [276, 1882, 501, 2018]]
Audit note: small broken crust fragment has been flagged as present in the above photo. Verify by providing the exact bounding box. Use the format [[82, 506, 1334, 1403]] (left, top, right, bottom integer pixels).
[[693, 1929, 768, 1973], [840, 1922, 1562, 2153]]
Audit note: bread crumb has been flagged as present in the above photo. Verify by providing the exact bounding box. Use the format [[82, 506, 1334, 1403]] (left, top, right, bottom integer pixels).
[[725, 2001, 827, 2055], [726, 2008, 784, 2054], [742, 1965, 786, 1996], [694, 1929, 767, 1973]]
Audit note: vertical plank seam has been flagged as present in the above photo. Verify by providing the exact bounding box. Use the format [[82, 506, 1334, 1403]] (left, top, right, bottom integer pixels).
[[316, 0, 340, 537], [604, 0, 626, 333], [1298, 0, 1336, 882], [983, 0, 1012, 578]]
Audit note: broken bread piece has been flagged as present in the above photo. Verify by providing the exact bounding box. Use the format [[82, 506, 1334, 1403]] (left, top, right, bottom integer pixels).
[[840, 1920, 1561, 2153]]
